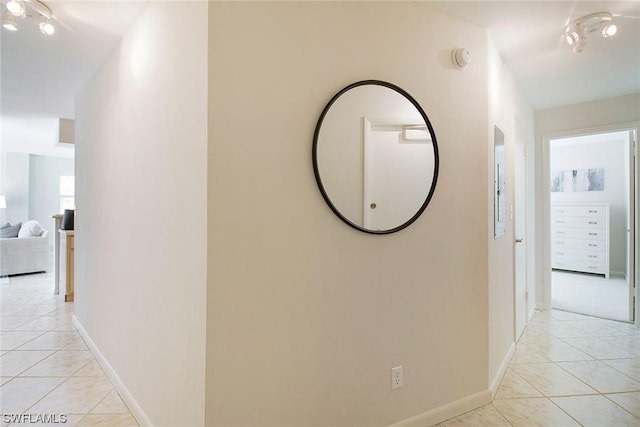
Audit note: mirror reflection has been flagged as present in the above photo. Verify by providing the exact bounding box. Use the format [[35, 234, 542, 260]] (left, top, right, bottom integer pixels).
[[313, 81, 439, 234]]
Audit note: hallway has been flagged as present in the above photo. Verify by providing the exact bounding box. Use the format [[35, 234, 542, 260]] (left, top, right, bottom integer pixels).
[[1, 273, 639, 426]]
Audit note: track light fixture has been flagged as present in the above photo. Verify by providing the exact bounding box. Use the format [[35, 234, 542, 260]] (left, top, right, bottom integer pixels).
[[3, 9, 18, 30], [563, 12, 617, 53], [2, 0, 54, 35]]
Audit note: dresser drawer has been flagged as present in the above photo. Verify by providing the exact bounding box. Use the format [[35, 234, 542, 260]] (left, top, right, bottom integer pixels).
[[551, 205, 606, 218], [552, 248, 606, 262], [552, 238, 606, 251], [551, 228, 606, 240], [551, 216, 606, 229], [552, 259, 606, 274]]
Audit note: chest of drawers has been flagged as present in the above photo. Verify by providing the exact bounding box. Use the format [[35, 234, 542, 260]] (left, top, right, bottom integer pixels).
[[551, 203, 609, 278]]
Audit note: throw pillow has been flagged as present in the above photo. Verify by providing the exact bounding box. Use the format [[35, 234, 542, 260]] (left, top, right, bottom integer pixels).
[[0, 222, 9, 229], [18, 220, 45, 238], [0, 222, 21, 238]]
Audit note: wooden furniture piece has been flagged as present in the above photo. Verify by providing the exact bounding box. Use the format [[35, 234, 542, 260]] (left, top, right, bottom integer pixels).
[[52, 214, 63, 295], [551, 203, 609, 278], [59, 230, 75, 302]]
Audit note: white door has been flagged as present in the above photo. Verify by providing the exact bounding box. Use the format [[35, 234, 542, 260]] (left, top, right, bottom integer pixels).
[[514, 122, 528, 339], [363, 120, 432, 231]]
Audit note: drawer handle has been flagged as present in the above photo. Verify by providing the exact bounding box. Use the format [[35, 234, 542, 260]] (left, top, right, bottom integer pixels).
[[557, 210, 565, 213], [555, 252, 565, 255], [588, 221, 598, 224], [588, 244, 596, 247], [588, 255, 597, 258], [588, 210, 597, 213], [557, 231, 565, 234], [588, 266, 597, 269], [588, 233, 598, 236], [557, 220, 565, 223]]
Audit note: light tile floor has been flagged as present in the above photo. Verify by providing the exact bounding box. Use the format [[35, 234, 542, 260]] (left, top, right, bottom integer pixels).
[[438, 309, 640, 426], [0, 273, 138, 426], [2, 273, 639, 426]]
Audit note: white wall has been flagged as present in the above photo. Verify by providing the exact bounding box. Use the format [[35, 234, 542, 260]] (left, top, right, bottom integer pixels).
[[486, 38, 535, 391], [0, 152, 29, 225], [74, 2, 208, 425], [535, 93, 640, 308], [28, 154, 74, 234], [207, 3, 490, 426], [550, 134, 628, 275]]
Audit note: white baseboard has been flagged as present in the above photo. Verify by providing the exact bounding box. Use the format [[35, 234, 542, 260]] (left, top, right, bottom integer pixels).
[[528, 305, 537, 322], [388, 389, 492, 427], [490, 342, 515, 398], [73, 315, 152, 427]]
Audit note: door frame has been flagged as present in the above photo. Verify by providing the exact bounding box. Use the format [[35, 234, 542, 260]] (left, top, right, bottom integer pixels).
[[542, 122, 639, 325], [513, 118, 529, 340]]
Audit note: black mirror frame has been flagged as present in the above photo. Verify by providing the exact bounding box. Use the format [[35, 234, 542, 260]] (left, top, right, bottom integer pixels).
[[312, 80, 439, 234]]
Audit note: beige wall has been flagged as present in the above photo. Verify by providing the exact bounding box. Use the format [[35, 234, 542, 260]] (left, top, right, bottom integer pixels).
[[534, 93, 640, 308], [74, 2, 208, 425], [486, 36, 535, 391], [207, 3, 491, 425]]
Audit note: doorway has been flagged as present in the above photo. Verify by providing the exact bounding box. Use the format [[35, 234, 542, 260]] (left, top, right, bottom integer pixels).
[[548, 130, 636, 322]]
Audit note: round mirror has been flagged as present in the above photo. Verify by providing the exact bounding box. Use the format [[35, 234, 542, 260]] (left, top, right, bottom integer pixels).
[[313, 80, 439, 234]]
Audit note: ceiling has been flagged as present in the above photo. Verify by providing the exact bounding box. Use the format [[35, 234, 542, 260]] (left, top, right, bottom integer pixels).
[[1, 0, 147, 157], [429, 1, 640, 110], [1, 1, 639, 157]]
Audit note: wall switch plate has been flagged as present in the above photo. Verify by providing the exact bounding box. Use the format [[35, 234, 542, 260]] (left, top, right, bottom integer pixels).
[[391, 366, 403, 390]]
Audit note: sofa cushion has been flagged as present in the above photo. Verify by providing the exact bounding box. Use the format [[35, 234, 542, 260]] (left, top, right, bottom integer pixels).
[[18, 220, 45, 238], [1, 222, 21, 238]]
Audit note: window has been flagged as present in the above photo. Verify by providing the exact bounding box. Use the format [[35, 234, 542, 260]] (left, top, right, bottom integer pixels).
[[60, 176, 75, 212]]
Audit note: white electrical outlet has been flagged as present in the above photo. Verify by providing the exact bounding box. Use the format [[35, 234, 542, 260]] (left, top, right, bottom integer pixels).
[[391, 366, 403, 390]]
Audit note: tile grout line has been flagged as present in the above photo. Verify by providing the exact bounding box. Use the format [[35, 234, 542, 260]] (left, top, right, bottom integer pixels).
[[600, 393, 640, 420], [486, 402, 516, 427], [546, 395, 586, 427]]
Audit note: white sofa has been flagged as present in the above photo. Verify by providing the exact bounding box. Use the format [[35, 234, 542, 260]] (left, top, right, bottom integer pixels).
[[0, 230, 50, 276]]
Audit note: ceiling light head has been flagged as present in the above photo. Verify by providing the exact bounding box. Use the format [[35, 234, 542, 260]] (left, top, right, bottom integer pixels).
[[565, 31, 580, 46], [2, 10, 18, 30], [38, 15, 53, 35], [6, 0, 24, 17], [602, 23, 617, 38]]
